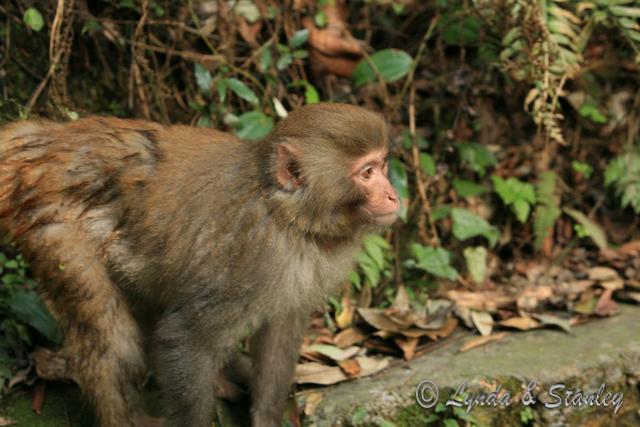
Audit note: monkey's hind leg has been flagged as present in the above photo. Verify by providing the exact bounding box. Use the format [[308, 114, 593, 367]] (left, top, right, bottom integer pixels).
[[30, 230, 148, 427]]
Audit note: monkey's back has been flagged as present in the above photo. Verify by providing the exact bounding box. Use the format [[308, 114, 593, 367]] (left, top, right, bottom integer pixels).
[[0, 118, 160, 242], [0, 117, 253, 302]]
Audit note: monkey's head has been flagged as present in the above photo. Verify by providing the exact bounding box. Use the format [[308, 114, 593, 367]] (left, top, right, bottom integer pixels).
[[260, 103, 400, 243]]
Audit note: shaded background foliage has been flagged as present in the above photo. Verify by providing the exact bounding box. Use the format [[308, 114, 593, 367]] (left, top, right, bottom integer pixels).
[[1, 0, 640, 409]]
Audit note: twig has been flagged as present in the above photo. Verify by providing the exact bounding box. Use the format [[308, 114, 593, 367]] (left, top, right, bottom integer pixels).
[[409, 85, 439, 246], [398, 16, 439, 106]]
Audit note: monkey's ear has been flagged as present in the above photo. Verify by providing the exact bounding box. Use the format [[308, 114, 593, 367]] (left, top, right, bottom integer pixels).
[[276, 144, 303, 190]]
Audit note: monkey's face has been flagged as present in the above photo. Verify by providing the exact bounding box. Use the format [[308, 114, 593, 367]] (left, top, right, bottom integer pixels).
[[350, 148, 399, 226]]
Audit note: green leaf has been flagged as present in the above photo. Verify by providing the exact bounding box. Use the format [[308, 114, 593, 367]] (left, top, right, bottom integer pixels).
[[194, 63, 213, 96], [289, 29, 309, 49], [453, 179, 488, 197], [362, 235, 390, 273], [564, 208, 608, 251], [578, 103, 608, 124], [348, 270, 361, 290], [513, 199, 531, 223], [364, 239, 385, 270], [357, 252, 381, 287], [432, 205, 452, 221], [292, 49, 308, 59], [236, 0, 260, 23], [456, 143, 496, 176], [443, 419, 459, 427], [315, 11, 328, 27], [610, 6, 640, 18], [196, 115, 213, 128], [571, 160, 593, 178], [226, 78, 259, 105], [491, 176, 536, 222], [8, 290, 62, 344], [4, 260, 18, 269], [604, 157, 625, 187], [410, 244, 458, 280], [389, 158, 409, 221], [234, 111, 274, 140], [23, 8, 44, 32], [401, 131, 428, 150], [216, 78, 228, 103], [451, 208, 499, 247], [441, 15, 481, 46], [463, 246, 487, 285], [351, 408, 367, 425], [276, 53, 293, 70], [82, 19, 102, 35], [303, 81, 319, 104], [419, 153, 436, 176], [259, 47, 272, 72], [352, 49, 412, 87]]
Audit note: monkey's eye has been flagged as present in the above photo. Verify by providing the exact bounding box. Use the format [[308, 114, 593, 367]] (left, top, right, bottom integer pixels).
[[361, 166, 373, 180]]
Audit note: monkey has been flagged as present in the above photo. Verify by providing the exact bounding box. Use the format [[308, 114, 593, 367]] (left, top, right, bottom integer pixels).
[[0, 103, 399, 427]]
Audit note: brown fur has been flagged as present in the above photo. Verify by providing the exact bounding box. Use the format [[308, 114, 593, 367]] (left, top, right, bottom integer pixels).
[[0, 103, 393, 427]]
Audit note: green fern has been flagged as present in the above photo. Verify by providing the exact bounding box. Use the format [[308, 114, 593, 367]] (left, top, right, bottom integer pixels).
[[534, 171, 561, 251], [605, 150, 640, 213]]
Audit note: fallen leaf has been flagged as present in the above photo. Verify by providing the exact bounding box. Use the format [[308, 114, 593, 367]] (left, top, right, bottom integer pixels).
[[532, 313, 572, 333], [498, 316, 540, 331], [333, 327, 368, 348], [421, 317, 459, 340], [601, 278, 624, 290], [574, 293, 598, 315], [415, 300, 453, 330], [628, 290, 640, 302], [394, 336, 418, 360], [594, 288, 620, 316], [517, 285, 553, 310], [335, 294, 354, 329], [363, 338, 398, 354], [8, 365, 31, 389], [238, 19, 262, 46], [385, 308, 419, 329], [454, 305, 474, 328], [626, 279, 640, 290], [470, 310, 494, 336], [617, 239, 640, 256], [459, 332, 508, 353], [392, 285, 410, 312], [302, 392, 324, 416], [295, 362, 348, 385], [354, 355, 389, 377], [357, 308, 404, 333], [303, 0, 365, 77], [447, 290, 515, 311], [303, 344, 360, 362], [557, 280, 595, 298], [338, 359, 361, 378], [587, 266, 619, 281]]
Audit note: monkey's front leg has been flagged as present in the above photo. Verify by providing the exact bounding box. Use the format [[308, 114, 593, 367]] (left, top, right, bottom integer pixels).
[[250, 312, 307, 427], [152, 309, 232, 427]]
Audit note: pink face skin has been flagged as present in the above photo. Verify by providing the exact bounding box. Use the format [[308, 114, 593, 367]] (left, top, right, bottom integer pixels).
[[351, 148, 400, 225]]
